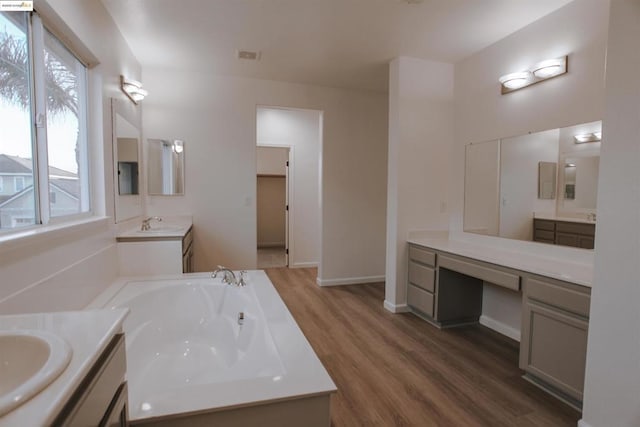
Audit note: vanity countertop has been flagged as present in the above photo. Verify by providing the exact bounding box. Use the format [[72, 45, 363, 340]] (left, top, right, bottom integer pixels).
[[116, 216, 192, 242], [408, 232, 594, 287], [533, 212, 596, 225], [0, 309, 128, 426]]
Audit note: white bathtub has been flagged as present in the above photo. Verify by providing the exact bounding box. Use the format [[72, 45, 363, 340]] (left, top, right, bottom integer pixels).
[[89, 271, 335, 426]]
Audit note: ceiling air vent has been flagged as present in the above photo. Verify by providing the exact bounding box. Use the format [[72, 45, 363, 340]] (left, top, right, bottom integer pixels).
[[236, 50, 261, 61]]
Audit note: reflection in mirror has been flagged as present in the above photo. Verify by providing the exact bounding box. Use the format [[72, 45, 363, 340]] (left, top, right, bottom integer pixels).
[[463, 120, 601, 247], [538, 162, 557, 199], [111, 98, 142, 223], [564, 163, 576, 199], [561, 156, 599, 208], [117, 137, 139, 195], [147, 139, 185, 195]]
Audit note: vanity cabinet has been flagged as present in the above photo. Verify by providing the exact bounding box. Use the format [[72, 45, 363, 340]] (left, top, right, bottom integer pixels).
[[533, 219, 595, 249], [407, 246, 437, 318], [54, 333, 129, 426], [118, 226, 194, 275], [519, 276, 591, 409], [407, 246, 492, 327]]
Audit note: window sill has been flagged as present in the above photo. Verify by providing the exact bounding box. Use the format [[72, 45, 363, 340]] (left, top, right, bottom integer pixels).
[[0, 216, 111, 257]]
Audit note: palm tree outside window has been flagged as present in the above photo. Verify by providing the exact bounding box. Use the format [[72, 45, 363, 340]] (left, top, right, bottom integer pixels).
[[0, 11, 90, 231]]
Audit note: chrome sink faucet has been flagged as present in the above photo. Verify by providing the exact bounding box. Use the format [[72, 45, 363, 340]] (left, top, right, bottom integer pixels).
[[141, 216, 162, 231], [212, 266, 247, 286]]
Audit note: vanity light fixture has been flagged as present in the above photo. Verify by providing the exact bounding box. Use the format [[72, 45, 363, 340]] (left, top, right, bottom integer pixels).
[[499, 55, 568, 94], [573, 132, 602, 144], [120, 75, 148, 104], [172, 140, 184, 154]]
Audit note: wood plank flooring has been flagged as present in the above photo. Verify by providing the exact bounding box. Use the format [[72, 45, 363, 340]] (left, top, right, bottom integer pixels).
[[265, 267, 581, 427]]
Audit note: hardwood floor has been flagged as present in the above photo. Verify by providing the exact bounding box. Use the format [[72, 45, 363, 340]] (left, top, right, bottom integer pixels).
[[265, 267, 581, 427]]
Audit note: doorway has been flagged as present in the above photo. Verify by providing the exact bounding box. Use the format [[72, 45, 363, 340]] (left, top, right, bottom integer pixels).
[[256, 106, 322, 270], [257, 146, 290, 268]]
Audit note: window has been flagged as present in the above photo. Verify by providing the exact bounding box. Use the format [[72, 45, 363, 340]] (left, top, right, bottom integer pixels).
[[0, 11, 89, 232], [14, 176, 24, 192]]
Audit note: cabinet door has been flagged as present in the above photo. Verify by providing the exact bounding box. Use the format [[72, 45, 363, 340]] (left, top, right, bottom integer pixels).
[[520, 301, 588, 403]]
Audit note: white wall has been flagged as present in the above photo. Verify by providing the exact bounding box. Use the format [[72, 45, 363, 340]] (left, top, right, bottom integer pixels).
[[257, 108, 320, 268], [142, 70, 388, 283], [0, 0, 141, 313], [385, 57, 454, 311], [450, 0, 608, 332], [463, 139, 500, 236], [581, 1, 640, 425], [499, 129, 559, 240]]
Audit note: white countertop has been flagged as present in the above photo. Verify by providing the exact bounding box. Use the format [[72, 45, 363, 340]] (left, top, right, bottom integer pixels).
[[117, 216, 192, 241], [533, 212, 596, 225], [0, 309, 129, 427], [408, 232, 594, 287]]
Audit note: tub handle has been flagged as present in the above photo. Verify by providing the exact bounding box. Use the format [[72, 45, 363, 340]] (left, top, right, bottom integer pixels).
[[238, 312, 245, 325]]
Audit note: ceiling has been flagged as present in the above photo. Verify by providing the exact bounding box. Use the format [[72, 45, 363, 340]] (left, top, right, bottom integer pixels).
[[101, 0, 574, 92]]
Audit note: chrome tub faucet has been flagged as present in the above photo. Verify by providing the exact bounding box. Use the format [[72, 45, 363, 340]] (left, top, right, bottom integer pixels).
[[212, 266, 247, 286]]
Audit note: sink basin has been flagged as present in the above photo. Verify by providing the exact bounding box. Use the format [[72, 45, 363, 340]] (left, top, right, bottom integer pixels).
[[135, 225, 183, 234], [0, 330, 72, 416]]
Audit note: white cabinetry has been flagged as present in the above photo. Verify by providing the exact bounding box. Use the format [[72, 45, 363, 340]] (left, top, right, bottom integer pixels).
[[118, 226, 193, 276]]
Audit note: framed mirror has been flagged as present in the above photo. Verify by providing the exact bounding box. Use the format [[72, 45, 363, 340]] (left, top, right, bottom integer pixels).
[[111, 99, 142, 222], [464, 120, 601, 245], [147, 139, 185, 195]]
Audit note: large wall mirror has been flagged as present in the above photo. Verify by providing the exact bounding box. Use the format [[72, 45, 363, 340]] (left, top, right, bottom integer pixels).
[[111, 99, 142, 222], [147, 139, 185, 195], [464, 120, 601, 246]]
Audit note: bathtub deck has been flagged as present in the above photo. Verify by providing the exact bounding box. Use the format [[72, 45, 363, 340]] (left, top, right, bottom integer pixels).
[[266, 267, 581, 426]]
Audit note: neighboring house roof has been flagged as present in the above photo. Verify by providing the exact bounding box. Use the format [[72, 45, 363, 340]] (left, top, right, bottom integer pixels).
[[0, 154, 77, 178], [0, 154, 32, 174], [0, 180, 79, 209], [50, 178, 79, 199]]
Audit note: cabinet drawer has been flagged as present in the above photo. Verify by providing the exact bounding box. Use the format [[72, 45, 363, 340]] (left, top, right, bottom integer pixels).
[[535, 229, 556, 241], [579, 236, 594, 249], [556, 222, 595, 236], [556, 232, 579, 247], [408, 261, 435, 292], [534, 219, 556, 231], [409, 245, 436, 267], [439, 255, 520, 291], [407, 284, 434, 317], [524, 277, 590, 318], [534, 229, 555, 241]]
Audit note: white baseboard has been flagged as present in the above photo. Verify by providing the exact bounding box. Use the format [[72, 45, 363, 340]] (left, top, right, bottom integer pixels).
[[384, 300, 410, 313], [577, 420, 592, 427], [480, 315, 521, 342], [289, 262, 318, 269], [316, 275, 385, 287]]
